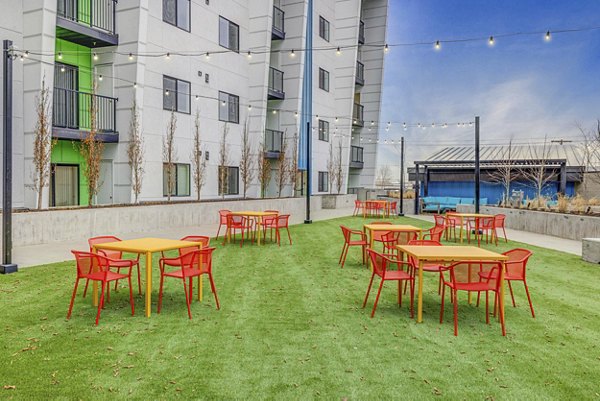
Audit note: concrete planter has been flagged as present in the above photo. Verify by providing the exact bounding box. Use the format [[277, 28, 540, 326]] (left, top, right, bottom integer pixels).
[[456, 204, 600, 241], [321, 194, 356, 209], [7, 195, 356, 247]]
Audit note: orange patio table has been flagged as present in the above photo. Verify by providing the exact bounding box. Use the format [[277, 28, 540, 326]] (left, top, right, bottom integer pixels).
[[447, 212, 494, 243], [93, 238, 203, 318], [396, 245, 509, 333], [228, 211, 278, 245]]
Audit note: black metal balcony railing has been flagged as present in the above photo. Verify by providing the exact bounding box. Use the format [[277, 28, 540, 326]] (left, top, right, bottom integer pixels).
[[351, 146, 364, 163], [355, 61, 364, 86], [53, 87, 117, 134], [353, 103, 364, 127], [268, 67, 285, 99], [265, 129, 284, 157], [358, 20, 365, 44], [272, 5, 285, 40], [57, 0, 117, 35]]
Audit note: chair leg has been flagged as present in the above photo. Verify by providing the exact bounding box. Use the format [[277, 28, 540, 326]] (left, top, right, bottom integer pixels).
[[188, 277, 193, 304], [95, 282, 106, 326], [371, 279, 385, 318], [362, 273, 375, 308], [485, 291, 489, 324], [209, 274, 220, 310], [158, 273, 165, 314], [340, 244, 350, 269], [453, 290, 459, 336], [216, 224, 222, 239], [409, 279, 415, 318], [276, 228, 281, 246], [286, 227, 292, 245], [397, 281, 402, 307], [523, 280, 535, 318], [507, 281, 517, 307], [339, 243, 348, 264], [502, 227, 508, 242], [128, 276, 135, 316], [440, 284, 446, 323], [182, 278, 192, 319], [67, 278, 80, 319], [82, 278, 90, 298], [136, 263, 142, 295]]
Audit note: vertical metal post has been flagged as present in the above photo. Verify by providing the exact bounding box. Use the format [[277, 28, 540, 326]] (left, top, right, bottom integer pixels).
[[559, 161, 567, 194], [414, 163, 420, 215], [475, 116, 481, 213], [1, 40, 17, 274], [302, 0, 313, 224], [305, 121, 312, 223], [398, 136, 404, 216], [423, 166, 429, 197]]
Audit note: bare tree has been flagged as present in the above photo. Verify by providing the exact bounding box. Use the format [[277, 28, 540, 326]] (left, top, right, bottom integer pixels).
[[191, 110, 206, 201], [32, 77, 54, 209], [327, 142, 335, 194], [218, 123, 230, 199], [376, 165, 392, 189], [127, 99, 144, 204], [519, 137, 557, 201], [80, 82, 104, 206], [288, 131, 299, 196], [239, 118, 254, 198], [163, 110, 177, 201], [257, 140, 272, 198], [485, 139, 514, 205], [334, 139, 344, 194], [274, 132, 289, 198]]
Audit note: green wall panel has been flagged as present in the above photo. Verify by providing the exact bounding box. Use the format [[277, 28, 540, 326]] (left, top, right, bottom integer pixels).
[[51, 140, 89, 206]]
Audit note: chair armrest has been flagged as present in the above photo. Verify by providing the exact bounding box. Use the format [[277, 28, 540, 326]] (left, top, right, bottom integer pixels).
[[349, 229, 367, 240]]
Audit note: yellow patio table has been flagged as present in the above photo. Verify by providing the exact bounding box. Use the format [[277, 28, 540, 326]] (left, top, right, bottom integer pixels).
[[396, 244, 509, 333], [363, 224, 422, 268], [92, 238, 203, 318], [228, 211, 278, 245], [446, 212, 494, 244]]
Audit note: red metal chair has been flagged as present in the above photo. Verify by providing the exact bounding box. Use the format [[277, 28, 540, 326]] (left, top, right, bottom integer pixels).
[[159, 235, 210, 268], [158, 247, 219, 319], [216, 209, 231, 239], [494, 214, 508, 243], [445, 213, 461, 241], [440, 260, 505, 336], [265, 214, 292, 246], [369, 221, 392, 251], [258, 210, 279, 242], [68, 250, 135, 325], [422, 225, 445, 242], [477, 216, 496, 246], [477, 248, 534, 317], [381, 231, 417, 254], [405, 239, 444, 295], [387, 201, 398, 216], [339, 225, 368, 268], [353, 200, 364, 216], [223, 214, 253, 247], [87, 236, 141, 296], [363, 249, 414, 318]]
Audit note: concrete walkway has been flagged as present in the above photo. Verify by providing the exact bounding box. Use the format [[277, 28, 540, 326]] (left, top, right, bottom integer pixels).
[[409, 214, 582, 256]]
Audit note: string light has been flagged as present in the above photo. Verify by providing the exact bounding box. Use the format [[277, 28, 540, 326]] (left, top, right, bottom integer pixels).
[[221, 100, 226, 106], [24, 51, 29, 57], [545, 30, 551, 41], [488, 36, 495, 46], [93, 52, 98, 61], [60, 65, 65, 72], [384, 44, 389, 53], [272, 109, 277, 114], [247, 51, 252, 59], [195, 95, 199, 100], [290, 49, 295, 57], [165, 89, 170, 96], [98, 75, 103, 81], [166, 52, 171, 60], [336, 47, 341, 55], [129, 53, 134, 60], [434, 40, 441, 50], [294, 111, 298, 118], [248, 104, 252, 110], [133, 82, 137, 88], [205, 52, 210, 60], [57, 52, 63, 59]]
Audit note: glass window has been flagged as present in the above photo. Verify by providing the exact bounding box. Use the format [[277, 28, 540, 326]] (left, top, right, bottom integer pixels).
[[163, 75, 190, 114], [218, 166, 239, 195], [218, 91, 240, 123], [318, 120, 329, 141], [319, 16, 330, 42], [50, 164, 79, 207], [319, 68, 329, 92], [219, 16, 240, 52], [318, 171, 329, 192], [177, 80, 190, 114], [163, 0, 190, 31], [163, 163, 191, 197]]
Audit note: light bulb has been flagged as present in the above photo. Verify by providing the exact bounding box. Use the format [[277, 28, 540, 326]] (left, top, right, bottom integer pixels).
[[133, 82, 137, 88], [98, 75, 103, 81], [435, 40, 441, 50], [195, 95, 199, 101], [272, 110, 277, 114], [335, 117, 338, 122], [93, 52, 98, 61], [24, 51, 29, 57], [248, 104, 252, 110], [221, 100, 226, 106], [247, 51, 252, 59], [129, 53, 134, 60], [336, 47, 341, 55], [60, 65, 65, 72], [384, 44, 389, 53], [19, 55, 24, 62], [370, 121, 374, 126], [165, 89, 170, 96], [205, 52, 210, 60], [58, 52, 63, 59], [545, 31, 551, 41], [402, 122, 406, 128], [166, 52, 170, 60], [290, 49, 295, 57], [488, 36, 495, 46]]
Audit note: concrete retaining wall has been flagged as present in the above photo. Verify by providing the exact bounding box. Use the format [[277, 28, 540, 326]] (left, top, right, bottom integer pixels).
[[455, 204, 600, 241], [9, 194, 356, 247]]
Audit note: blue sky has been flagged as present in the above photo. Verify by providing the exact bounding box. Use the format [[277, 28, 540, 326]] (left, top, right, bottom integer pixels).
[[378, 0, 600, 177]]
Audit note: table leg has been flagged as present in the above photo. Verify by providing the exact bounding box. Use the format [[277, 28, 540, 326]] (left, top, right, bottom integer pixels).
[[459, 217, 464, 243], [92, 246, 98, 307], [499, 261, 506, 335], [145, 251, 152, 318], [467, 262, 473, 304], [417, 260, 424, 323], [257, 216, 262, 246], [198, 247, 203, 301]]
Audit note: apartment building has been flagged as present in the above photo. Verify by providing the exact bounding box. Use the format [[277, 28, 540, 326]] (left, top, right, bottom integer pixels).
[[1, 0, 388, 209]]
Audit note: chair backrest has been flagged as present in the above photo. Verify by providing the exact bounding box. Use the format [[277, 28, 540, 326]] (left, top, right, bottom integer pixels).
[[494, 214, 506, 227], [276, 214, 290, 227], [366, 248, 390, 278], [219, 210, 231, 224], [427, 226, 445, 242], [433, 214, 446, 228], [340, 225, 353, 243], [178, 236, 210, 256], [355, 200, 363, 207], [480, 216, 495, 229], [72, 250, 110, 278], [88, 236, 122, 259], [182, 247, 216, 274], [503, 248, 532, 279], [444, 261, 502, 291], [227, 214, 244, 225]]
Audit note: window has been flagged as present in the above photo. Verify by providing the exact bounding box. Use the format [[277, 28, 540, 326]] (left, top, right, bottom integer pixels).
[[163, 163, 191, 197], [219, 16, 240, 52], [50, 164, 79, 207], [218, 91, 239, 123], [218, 166, 239, 195], [319, 16, 330, 42], [318, 171, 329, 192], [163, 0, 190, 31], [163, 76, 190, 114], [318, 120, 329, 141], [319, 68, 329, 92]]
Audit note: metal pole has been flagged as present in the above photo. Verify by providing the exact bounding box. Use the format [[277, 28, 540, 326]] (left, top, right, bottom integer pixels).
[[475, 116, 481, 214], [398, 136, 404, 216], [1, 40, 17, 274], [414, 163, 420, 215], [305, 121, 312, 223]]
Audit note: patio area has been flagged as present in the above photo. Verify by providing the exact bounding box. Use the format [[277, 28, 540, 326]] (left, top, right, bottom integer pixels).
[[1, 215, 599, 399]]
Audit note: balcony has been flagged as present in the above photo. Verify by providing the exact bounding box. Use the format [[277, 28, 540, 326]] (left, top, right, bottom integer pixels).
[[350, 146, 364, 169], [56, 0, 118, 47], [355, 61, 364, 86], [264, 129, 284, 159], [268, 67, 285, 100], [358, 20, 365, 44], [52, 87, 118, 142], [272, 5, 285, 40], [352, 103, 364, 127]]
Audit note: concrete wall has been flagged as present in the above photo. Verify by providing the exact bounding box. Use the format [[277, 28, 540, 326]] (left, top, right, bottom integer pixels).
[[456, 204, 600, 241], [8, 194, 356, 247]]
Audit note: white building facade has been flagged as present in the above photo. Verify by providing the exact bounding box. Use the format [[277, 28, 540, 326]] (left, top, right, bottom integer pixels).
[[1, 0, 388, 209]]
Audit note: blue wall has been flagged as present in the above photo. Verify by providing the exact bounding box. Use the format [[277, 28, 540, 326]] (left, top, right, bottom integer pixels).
[[423, 181, 575, 205]]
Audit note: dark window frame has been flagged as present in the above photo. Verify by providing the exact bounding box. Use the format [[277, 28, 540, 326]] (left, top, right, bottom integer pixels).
[[218, 91, 240, 124], [318, 119, 329, 142], [319, 16, 330, 42], [163, 0, 191, 32], [50, 163, 80, 207], [219, 16, 240, 52], [163, 75, 191, 114], [162, 162, 191, 197], [318, 171, 329, 192], [319, 68, 329, 92], [218, 166, 240, 196]]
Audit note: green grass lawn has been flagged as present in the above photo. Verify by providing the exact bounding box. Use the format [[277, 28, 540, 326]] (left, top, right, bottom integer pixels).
[[1, 215, 599, 400]]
